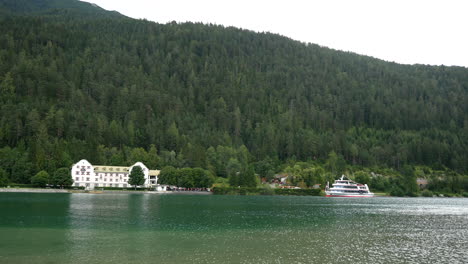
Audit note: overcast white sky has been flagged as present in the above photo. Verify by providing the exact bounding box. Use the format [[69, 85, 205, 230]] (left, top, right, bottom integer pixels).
[[82, 0, 468, 67]]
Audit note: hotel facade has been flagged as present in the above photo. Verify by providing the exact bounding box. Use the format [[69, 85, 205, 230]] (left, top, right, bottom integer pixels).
[[71, 159, 160, 190]]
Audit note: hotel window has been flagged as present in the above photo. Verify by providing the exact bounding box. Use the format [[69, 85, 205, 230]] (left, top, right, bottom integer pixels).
[[87, 166, 90, 169], [109, 184, 113, 187], [75, 177, 79, 181], [95, 178, 98, 181], [104, 178, 107, 182], [76, 171, 79, 175], [86, 178, 89, 181], [86, 172, 90, 175]]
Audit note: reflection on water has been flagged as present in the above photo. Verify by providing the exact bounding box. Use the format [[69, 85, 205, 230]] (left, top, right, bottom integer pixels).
[[0, 193, 467, 263]]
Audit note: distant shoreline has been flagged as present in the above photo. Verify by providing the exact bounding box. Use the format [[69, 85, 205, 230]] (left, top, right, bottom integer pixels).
[[0, 188, 212, 195]]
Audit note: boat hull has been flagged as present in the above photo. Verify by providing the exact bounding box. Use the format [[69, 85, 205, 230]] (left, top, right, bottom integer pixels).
[[325, 194, 374, 197], [325, 192, 374, 197]]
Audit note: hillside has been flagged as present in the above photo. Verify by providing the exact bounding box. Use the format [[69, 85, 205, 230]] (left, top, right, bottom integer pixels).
[[0, 0, 122, 16], [0, 0, 467, 193]]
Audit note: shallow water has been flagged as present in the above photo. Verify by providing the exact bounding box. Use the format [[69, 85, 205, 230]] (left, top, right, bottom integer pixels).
[[0, 193, 467, 263]]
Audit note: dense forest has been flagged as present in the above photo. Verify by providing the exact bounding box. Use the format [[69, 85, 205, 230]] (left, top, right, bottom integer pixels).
[[0, 0, 467, 195]]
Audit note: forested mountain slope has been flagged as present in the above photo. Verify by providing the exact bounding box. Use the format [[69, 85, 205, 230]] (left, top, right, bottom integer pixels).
[[0, 0, 121, 16], [0, 0, 467, 186]]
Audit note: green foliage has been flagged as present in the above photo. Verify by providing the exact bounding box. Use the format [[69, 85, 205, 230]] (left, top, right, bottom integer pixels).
[[421, 189, 433, 197], [158, 166, 213, 188], [0, 168, 9, 187], [0, 0, 466, 195], [274, 188, 322, 196], [389, 185, 405, 197], [369, 175, 389, 192], [0, 72, 15, 102], [399, 165, 418, 196], [158, 166, 178, 186], [239, 167, 257, 188], [326, 151, 346, 176], [212, 187, 321, 196], [212, 177, 229, 188], [212, 187, 259, 195], [229, 166, 257, 187], [31, 170, 49, 187], [128, 165, 145, 187], [354, 171, 371, 185], [50, 167, 73, 187]]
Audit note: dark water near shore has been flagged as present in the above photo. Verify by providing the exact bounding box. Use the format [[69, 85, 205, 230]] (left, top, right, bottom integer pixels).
[[0, 193, 467, 263]]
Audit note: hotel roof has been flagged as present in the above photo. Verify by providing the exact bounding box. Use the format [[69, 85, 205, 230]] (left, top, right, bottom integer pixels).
[[93, 165, 130, 173]]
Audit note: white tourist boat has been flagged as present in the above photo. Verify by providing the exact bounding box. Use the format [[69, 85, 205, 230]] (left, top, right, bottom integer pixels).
[[325, 175, 374, 197]]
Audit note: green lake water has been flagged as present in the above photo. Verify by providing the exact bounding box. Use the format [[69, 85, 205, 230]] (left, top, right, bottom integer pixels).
[[0, 193, 467, 263]]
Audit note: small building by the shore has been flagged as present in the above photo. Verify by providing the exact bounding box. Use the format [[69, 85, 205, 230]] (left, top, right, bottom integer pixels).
[[416, 178, 428, 189], [273, 174, 289, 184]]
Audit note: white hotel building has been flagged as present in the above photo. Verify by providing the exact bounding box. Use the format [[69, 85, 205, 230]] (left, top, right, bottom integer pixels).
[[71, 159, 160, 190]]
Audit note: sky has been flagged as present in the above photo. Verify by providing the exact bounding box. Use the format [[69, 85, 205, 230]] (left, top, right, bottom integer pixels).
[[82, 0, 468, 67]]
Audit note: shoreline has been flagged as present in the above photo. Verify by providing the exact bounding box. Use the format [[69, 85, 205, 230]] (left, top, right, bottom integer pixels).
[[0, 188, 212, 195], [1, 188, 464, 197]]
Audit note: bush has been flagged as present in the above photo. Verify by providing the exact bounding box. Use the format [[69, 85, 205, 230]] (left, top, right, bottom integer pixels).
[[212, 187, 262, 195], [462, 192, 468, 197], [274, 188, 321, 196], [389, 186, 405, 197], [31, 171, 50, 187], [421, 189, 433, 197]]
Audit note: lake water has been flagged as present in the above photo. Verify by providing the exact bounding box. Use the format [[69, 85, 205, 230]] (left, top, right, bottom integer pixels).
[[0, 193, 467, 264]]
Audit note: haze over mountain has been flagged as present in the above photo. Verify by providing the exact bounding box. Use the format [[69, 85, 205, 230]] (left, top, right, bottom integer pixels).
[[0, 0, 467, 187]]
